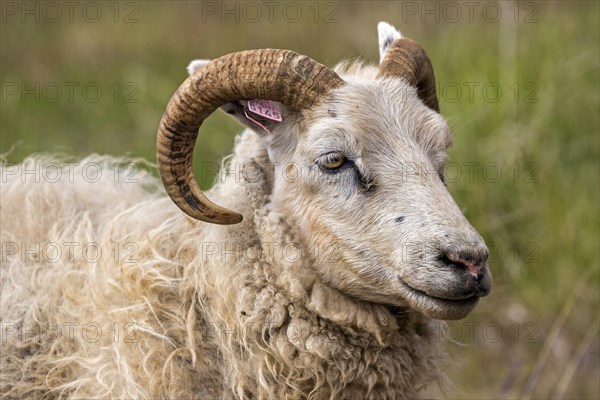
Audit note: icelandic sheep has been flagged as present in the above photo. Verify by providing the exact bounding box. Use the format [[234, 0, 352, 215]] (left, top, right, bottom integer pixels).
[[0, 22, 492, 399]]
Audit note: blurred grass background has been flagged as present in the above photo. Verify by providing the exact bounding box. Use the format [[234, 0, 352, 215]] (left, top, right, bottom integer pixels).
[[1, 1, 598, 398]]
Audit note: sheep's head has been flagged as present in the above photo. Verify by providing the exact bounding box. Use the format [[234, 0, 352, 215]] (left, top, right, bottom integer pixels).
[[157, 22, 491, 320]]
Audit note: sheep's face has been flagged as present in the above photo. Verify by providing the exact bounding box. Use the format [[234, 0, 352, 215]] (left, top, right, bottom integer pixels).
[[182, 24, 491, 321], [268, 78, 492, 321]]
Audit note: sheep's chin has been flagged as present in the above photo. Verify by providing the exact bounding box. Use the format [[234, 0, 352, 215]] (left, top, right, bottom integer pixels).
[[395, 279, 480, 320]]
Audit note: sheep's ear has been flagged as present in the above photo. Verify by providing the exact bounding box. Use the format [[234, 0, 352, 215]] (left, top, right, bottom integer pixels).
[[219, 100, 289, 134], [378, 21, 402, 63], [187, 59, 210, 75], [186, 59, 288, 134]]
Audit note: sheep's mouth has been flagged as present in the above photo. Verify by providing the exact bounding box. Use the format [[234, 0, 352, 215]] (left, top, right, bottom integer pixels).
[[396, 277, 480, 320], [399, 278, 478, 301]]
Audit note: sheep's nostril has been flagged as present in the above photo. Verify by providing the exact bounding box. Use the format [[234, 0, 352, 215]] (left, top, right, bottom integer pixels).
[[442, 253, 485, 277]]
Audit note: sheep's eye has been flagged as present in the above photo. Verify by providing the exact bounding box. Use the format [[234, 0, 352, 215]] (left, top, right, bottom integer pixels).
[[317, 152, 348, 172]]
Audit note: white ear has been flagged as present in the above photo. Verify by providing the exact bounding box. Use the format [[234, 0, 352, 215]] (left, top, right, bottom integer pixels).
[[187, 59, 211, 76], [378, 21, 402, 63]]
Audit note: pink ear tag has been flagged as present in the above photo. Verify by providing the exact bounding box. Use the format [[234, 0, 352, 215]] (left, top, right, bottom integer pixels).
[[247, 100, 283, 121]]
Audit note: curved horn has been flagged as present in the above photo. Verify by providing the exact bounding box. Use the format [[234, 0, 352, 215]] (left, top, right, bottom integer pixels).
[[157, 49, 344, 224], [377, 38, 439, 112]]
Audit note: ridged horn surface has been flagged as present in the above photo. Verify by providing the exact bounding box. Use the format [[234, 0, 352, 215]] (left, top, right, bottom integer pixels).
[[157, 49, 344, 224], [377, 38, 439, 112]]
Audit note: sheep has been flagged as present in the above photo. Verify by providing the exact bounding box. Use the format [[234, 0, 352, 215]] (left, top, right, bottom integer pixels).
[[0, 21, 492, 399]]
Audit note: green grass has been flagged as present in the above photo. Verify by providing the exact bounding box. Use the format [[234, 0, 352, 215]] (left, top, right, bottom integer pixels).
[[1, 1, 598, 398]]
